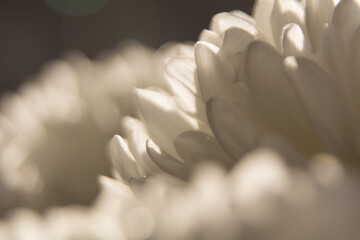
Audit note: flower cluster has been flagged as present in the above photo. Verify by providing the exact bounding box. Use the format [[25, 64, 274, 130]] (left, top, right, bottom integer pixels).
[[0, 42, 157, 213], [1, 0, 360, 239]]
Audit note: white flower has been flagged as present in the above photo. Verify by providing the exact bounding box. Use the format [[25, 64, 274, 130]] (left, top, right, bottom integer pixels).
[[0, 176, 136, 240], [106, 0, 360, 239], [196, 0, 360, 161], [2, 149, 360, 240], [2, 0, 360, 239], [0, 42, 157, 213], [112, 0, 360, 185]]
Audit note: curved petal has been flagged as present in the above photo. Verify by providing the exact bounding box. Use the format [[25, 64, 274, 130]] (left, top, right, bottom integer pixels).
[[164, 56, 206, 119], [199, 30, 222, 47], [206, 97, 258, 160], [317, 25, 352, 100], [146, 139, 190, 181], [245, 40, 318, 154], [350, 26, 360, 112], [210, 12, 258, 39], [253, 0, 276, 45], [195, 41, 249, 109], [110, 135, 141, 181], [305, 0, 337, 49], [332, 0, 360, 48], [222, 27, 255, 55], [174, 130, 234, 168], [284, 56, 360, 161], [282, 23, 312, 57], [135, 88, 201, 157], [271, 0, 305, 50], [122, 117, 162, 176]]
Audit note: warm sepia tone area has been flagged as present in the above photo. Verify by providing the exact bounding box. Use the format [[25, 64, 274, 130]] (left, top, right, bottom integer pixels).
[[1, 0, 360, 239], [0, 0, 253, 92]]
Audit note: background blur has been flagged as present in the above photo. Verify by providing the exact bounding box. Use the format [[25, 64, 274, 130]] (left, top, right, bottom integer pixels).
[[0, 0, 254, 94]]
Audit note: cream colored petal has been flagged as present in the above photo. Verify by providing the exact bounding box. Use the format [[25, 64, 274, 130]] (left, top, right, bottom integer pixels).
[[253, 0, 276, 45], [98, 175, 134, 200], [332, 0, 360, 48], [317, 25, 352, 100], [282, 23, 312, 57], [352, 26, 360, 81], [146, 139, 190, 181], [199, 30, 222, 47], [245, 40, 316, 153], [350, 26, 360, 112], [110, 135, 141, 181], [122, 117, 162, 176], [210, 12, 258, 39], [206, 97, 258, 161], [164, 56, 196, 93], [195, 41, 241, 106], [271, 0, 305, 50], [284, 56, 360, 160], [222, 27, 255, 55], [135, 88, 200, 157], [305, 0, 337, 49], [164, 56, 206, 118], [174, 130, 234, 168]]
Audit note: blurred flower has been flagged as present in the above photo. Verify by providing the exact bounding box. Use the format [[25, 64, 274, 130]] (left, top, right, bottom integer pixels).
[[2, 149, 360, 240], [0, 176, 136, 240], [0, 42, 157, 213]]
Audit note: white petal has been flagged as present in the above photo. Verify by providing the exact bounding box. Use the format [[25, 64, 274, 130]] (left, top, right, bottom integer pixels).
[[206, 97, 258, 160], [253, 0, 276, 45], [245, 40, 323, 154], [222, 27, 255, 55], [317, 25, 351, 99], [135, 88, 200, 156], [271, 0, 305, 50], [110, 135, 141, 181], [352, 26, 360, 80], [164, 56, 196, 93], [282, 23, 311, 57], [284, 56, 360, 160], [332, 0, 360, 48], [210, 12, 258, 38], [350, 26, 360, 111], [305, 0, 337, 49], [174, 130, 234, 168], [164, 56, 206, 119], [199, 30, 222, 47], [195, 41, 249, 108], [122, 117, 162, 176], [146, 139, 189, 181], [98, 175, 134, 199]]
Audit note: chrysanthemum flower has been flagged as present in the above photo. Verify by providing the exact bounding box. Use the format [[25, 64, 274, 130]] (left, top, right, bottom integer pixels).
[[0, 42, 158, 213], [2, 149, 360, 239], [195, 0, 360, 162], [2, 0, 360, 239], [106, 0, 360, 238], [112, 0, 360, 184]]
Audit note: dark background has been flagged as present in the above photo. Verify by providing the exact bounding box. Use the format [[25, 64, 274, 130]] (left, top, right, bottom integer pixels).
[[0, 0, 254, 94]]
